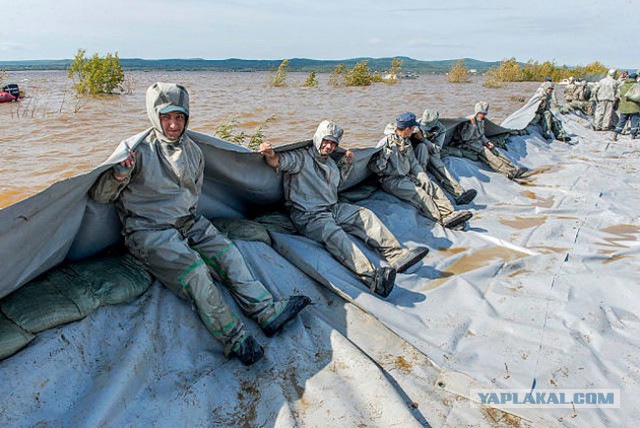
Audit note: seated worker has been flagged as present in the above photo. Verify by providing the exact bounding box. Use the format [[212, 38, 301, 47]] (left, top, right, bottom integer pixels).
[[412, 108, 477, 205], [453, 102, 528, 181], [90, 82, 310, 366], [259, 120, 429, 298], [532, 82, 571, 142], [369, 112, 473, 230]]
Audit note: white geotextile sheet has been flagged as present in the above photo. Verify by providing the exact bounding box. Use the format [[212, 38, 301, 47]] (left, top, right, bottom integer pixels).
[[1, 112, 639, 426]]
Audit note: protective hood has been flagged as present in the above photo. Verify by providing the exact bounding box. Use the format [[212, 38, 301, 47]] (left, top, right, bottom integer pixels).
[[146, 82, 190, 144], [312, 120, 343, 153]]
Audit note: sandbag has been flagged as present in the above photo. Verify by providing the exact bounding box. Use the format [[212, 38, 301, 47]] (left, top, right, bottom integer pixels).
[[0, 267, 99, 333], [211, 218, 272, 246], [67, 253, 152, 306], [0, 311, 35, 360], [338, 184, 379, 203], [252, 211, 297, 235], [0, 252, 153, 336]]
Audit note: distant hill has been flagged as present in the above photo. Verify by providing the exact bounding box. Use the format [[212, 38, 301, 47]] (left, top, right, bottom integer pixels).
[[0, 56, 502, 74]]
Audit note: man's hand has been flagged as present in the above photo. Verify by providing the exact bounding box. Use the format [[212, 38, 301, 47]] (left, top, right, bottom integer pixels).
[[259, 142, 275, 157], [485, 141, 495, 150], [343, 149, 355, 164], [259, 142, 280, 169], [113, 151, 136, 181]]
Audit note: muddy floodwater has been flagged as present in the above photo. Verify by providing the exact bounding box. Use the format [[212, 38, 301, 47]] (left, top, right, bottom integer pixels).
[[0, 70, 541, 208]]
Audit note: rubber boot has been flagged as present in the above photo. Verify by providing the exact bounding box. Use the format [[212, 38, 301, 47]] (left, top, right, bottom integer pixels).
[[260, 296, 311, 337], [442, 211, 473, 230], [392, 246, 430, 273], [514, 166, 529, 178], [371, 267, 396, 298], [455, 189, 477, 205], [230, 335, 264, 366]]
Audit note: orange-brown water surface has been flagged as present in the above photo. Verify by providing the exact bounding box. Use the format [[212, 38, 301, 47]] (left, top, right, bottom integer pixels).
[[0, 71, 540, 208]]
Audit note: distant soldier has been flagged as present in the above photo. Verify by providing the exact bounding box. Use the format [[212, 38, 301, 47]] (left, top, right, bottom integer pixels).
[[593, 69, 620, 131], [532, 82, 571, 142], [411, 108, 477, 205], [563, 77, 577, 105], [612, 72, 640, 141], [571, 79, 594, 116]]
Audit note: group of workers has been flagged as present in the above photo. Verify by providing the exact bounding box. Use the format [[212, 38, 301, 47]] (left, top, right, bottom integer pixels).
[[562, 69, 640, 140], [91, 75, 612, 365]]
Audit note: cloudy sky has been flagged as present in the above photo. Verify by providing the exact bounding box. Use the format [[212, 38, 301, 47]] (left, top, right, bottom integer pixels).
[[1, 0, 636, 68]]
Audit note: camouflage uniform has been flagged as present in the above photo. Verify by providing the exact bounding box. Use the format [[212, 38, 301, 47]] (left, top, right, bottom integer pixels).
[[533, 84, 570, 141], [593, 72, 620, 130], [571, 81, 594, 116]]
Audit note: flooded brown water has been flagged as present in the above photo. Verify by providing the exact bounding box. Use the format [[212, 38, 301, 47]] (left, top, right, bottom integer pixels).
[[0, 70, 540, 208]]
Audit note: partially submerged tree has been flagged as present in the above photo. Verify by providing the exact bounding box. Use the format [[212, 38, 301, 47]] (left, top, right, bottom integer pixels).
[[344, 60, 375, 86], [448, 59, 470, 83], [302, 71, 318, 87], [67, 49, 125, 95], [271, 59, 289, 87]]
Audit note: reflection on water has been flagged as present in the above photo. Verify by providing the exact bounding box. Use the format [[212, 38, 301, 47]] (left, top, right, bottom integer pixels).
[[0, 70, 540, 208]]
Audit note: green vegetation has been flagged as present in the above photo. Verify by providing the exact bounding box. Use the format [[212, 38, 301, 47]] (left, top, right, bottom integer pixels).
[[484, 58, 610, 87], [343, 60, 382, 87], [302, 71, 318, 87], [67, 49, 125, 95], [271, 59, 289, 87], [448, 59, 471, 83], [213, 115, 276, 150]]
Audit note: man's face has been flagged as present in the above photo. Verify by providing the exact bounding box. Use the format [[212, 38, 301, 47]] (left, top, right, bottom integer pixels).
[[476, 112, 486, 121], [160, 111, 187, 140], [397, 126, 415, 139], [319, 139, 337, 156]]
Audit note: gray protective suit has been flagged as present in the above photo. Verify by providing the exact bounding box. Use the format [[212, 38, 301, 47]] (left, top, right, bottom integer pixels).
[[277, 120, 406, 290], [369, 124, 456, 223], [594, 74, 620, 130], [455, 115, 520, 179], [412, 118, 466, 200], [90, 82, 285, 353]]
